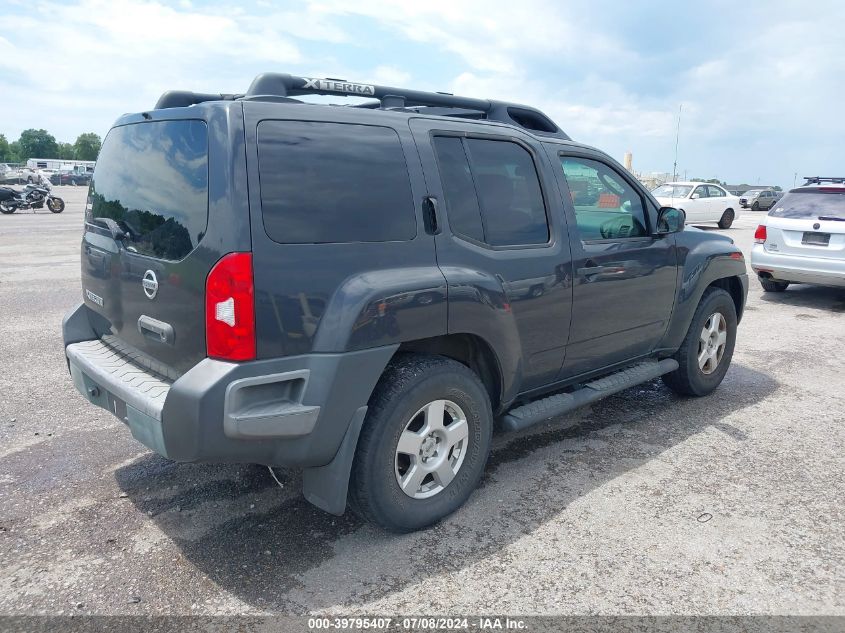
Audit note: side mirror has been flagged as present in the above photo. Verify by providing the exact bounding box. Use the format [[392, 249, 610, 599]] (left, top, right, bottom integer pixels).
[[657, 207, 685, 234], [691, 193, 700, 199]]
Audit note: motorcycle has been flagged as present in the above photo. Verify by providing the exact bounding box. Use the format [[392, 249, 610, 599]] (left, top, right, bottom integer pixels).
[[0, 181, 65, 214]]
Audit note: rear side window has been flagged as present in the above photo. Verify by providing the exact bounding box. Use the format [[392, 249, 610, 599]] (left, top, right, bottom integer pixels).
[[258, 121, 416, 244], [431, 137, 485, 242], [89, 120, 208, 261], [432, 136, 549, 247]]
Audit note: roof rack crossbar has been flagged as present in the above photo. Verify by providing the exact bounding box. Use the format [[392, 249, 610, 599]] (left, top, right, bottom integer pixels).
[[803, 176, 845, 185], [154, 73, 569, 139]]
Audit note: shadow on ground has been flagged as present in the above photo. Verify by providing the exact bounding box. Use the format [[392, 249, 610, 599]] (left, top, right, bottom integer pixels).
[[115, 363, 777, 612], [758, 284, 845, 312]]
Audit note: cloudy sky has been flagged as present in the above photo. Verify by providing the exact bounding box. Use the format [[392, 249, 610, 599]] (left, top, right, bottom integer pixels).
[[2, 0, 843, 188]]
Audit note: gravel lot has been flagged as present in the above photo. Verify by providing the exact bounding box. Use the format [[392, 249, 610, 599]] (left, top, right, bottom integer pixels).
[[0, 187, 843, 616]]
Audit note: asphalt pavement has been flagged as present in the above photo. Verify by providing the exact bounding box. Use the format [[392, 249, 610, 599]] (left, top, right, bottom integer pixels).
[[0, 189, 843, 616]]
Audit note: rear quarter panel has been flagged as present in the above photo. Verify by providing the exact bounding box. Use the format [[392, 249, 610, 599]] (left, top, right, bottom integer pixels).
[[242, 103, 447, 359]]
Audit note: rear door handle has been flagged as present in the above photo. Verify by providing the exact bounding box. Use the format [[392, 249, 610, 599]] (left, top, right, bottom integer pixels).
[[138, 315, 174, 345], [577, 264, 626, 279], [422, 196, 440, 235]]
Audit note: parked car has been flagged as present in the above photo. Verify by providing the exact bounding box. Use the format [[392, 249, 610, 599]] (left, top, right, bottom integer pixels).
[[62, 73, 748, 532], [36, 169, 56, 184], [750, 178, 845, 291], [651, 181, 740, 228], [0, 164, 32, 184], [740, 189, 780, 210], [50, 167, 92, 186]]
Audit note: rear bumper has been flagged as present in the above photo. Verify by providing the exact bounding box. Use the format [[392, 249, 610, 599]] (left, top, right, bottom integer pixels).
[[751, 245, 845, 287], [63, 303, 396, 467]]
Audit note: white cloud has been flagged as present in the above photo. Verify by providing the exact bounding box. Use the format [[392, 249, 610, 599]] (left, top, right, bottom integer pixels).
[[368, 65, 412, 87], [1, 0, 843, 186], [1, 0, 303, 138]]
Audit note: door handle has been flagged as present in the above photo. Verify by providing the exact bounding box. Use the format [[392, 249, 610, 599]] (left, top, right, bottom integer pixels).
[[577, 263, 626, 280], [422, 196, 440, 235], [138, 315, 174, 345]]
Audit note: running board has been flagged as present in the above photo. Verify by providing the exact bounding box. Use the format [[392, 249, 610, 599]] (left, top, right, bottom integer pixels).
[[500, 359, 679, 433]]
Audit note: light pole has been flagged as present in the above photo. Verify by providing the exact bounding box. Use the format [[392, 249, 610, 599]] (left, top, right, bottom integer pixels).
[[672, 104, 682, 181]]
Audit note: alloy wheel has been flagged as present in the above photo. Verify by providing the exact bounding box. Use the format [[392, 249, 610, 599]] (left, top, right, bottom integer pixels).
[[698, 312, 727, 375], [394, 399, 469, 499]]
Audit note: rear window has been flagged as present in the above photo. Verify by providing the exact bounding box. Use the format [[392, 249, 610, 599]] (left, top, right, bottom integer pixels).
[[652, 184, 692, 198], [770, 191, 845, 219], [88, 120, 208, 261], [258, 121, 416, 244]]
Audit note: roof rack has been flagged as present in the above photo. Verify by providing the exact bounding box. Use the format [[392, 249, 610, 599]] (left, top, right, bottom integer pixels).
[[803, 177, 845, 185], [154, 73, 569, 140]]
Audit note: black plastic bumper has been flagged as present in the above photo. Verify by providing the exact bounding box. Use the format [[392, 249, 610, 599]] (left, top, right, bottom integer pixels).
[[63, 303, 396, 469]]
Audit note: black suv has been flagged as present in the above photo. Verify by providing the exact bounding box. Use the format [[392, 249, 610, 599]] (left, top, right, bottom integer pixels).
[[63, 73, 748, 532]]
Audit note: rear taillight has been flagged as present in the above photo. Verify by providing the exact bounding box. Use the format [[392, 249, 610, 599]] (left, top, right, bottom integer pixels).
[[205, 252, 255, 361], [754, 225, 767, 243]]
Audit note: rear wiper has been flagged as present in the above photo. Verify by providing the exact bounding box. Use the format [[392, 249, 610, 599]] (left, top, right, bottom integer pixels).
[[818, 216, 845, 222]]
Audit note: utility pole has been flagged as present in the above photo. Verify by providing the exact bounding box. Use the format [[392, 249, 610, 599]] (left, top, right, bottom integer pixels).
[[672, 104, 682, 181], [793, 172, 797, 188]]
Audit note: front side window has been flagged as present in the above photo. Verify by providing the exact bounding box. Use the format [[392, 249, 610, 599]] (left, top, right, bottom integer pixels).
[[258, 121, 416, 244], [433, 136, 549, 246], [560, 156, 648, 240], [89, 120, 208, 261], [693, 186, 709, 199], [708, 185, 726, 197]]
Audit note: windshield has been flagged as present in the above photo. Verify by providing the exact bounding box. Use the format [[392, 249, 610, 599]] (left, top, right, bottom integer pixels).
[[652, 184, 692, 198], [88, 120, 208, 260], [743, 190, 762, 197], [770, 191, 845, 219]]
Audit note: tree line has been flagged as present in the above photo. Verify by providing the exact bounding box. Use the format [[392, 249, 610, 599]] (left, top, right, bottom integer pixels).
[[689, 177, 781, 191], [0, 129, 101, 164]]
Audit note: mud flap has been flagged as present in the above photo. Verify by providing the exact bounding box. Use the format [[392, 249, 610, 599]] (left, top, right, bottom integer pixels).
[[301, 405, 368, 515]]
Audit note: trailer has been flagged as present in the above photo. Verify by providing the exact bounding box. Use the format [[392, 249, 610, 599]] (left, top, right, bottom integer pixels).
[[26, 158, 95, 171]]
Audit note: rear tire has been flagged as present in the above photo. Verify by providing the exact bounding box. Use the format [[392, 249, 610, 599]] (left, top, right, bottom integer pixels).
[[349, 354, 493, 532], [718, 208, 735, 229], [662, 287, 737, 397], [0, 202, 15, 214], [760, 278, 788, 292]]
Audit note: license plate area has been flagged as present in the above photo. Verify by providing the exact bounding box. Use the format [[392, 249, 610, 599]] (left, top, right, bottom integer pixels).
[[802, 232, 831, 246]]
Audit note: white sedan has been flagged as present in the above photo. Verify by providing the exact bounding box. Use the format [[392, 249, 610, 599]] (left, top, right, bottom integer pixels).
[[750, 180, 845, 291], [651, 182, 741, 228]]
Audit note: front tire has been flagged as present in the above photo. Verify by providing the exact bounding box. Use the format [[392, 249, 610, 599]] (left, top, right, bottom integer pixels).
[[663, 287, 737, 397], [47, 197, 65, 213], [349, 354, 493, 532], [752, 201, 760, 211], [760, 278, 788, 292], [718, 208, 735, 229]]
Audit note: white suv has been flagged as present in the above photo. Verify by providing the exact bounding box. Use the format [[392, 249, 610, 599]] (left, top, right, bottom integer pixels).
[[750, 178, 845, 291]]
